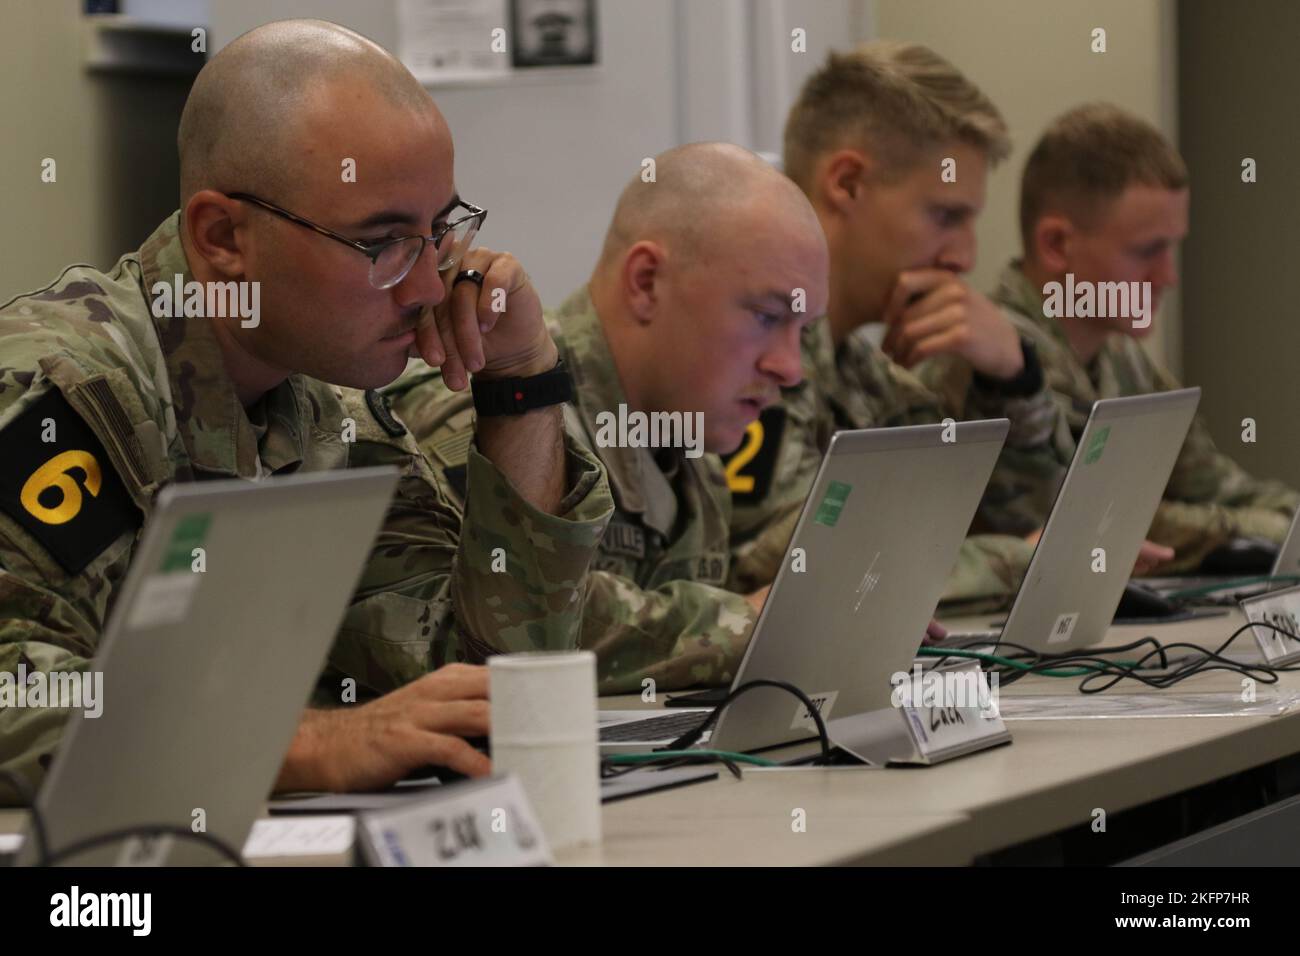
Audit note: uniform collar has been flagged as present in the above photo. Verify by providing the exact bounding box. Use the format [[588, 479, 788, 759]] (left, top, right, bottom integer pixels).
[[137, 213, 310, 478], [993, 259, 1076, 354], [993, 259, 1106, 397], [551, 286, 680, 538]]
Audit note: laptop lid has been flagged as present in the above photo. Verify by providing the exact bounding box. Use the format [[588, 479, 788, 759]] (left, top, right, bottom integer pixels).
[[24, 467, 398, 866], [1271, 510, 1300, 580], [709, 419, 1010, 754], [1000, 388, 1200, 654]]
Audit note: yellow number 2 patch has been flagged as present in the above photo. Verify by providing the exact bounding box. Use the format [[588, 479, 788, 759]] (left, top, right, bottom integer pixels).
[[720, 406, 785, 501], [724, 420, 765, 494]]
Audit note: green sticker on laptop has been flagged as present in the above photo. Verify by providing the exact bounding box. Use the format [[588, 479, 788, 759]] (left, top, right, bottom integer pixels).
[[814, 480, 852, 527], [1083, 425, 1111, 465], [160, 513, 212, 572]]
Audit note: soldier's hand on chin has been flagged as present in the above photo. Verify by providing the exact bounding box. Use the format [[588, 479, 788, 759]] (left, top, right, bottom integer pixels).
[[882, 269, 1024, 380], [415, 247, 557, 390], [275, 663, 491, 793]]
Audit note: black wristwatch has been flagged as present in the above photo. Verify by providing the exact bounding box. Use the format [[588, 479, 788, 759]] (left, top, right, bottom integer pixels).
[[471, 358, 574, 416], [972, 338, 1044, 397]]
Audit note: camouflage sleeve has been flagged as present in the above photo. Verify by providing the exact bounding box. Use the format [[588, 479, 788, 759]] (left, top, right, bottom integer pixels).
[[578, 571, 756, 696], [450, 443, 613, 660], [866, 347, 948, 427], [936, 534, 1035, 616], [1142, 364, 1298, 567], [329, 407, 613, 698], [0, 383, 143, 801], [915, 352, 1070, 537], [0, 569, 102, 802]]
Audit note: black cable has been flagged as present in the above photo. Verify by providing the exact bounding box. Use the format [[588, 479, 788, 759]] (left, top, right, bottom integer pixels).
[[600, 752, 745, 781], [928, 635, 1176, 683], [968, 621, 1299, 693], [0, 770, 246, 866], [662, 678, 834, 765], [1076, 620, 1297, 694], [43, 825, 247, 867]]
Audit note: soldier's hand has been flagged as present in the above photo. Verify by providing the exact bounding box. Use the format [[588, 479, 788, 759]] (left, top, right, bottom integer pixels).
[[744, 585, 771, 614], [881, 269, 1023, 380], [414, 247, 557, 391], [1133, 540, 1176, 576], [922, 619, 948, 646], [275, 663, 491, 793], [1026, 530, 1173, 575]]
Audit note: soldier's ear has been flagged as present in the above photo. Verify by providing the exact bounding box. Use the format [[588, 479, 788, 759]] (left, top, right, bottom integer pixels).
[[184, 190, 248, 280], [819, 149, 871, 214], [1032, 213, 1074, 276], [622, 240, 665, 325]]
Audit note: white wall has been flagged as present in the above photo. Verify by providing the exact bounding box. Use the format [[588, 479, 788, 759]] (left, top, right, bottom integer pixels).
[[872, 0, 1181, 370], [0, 3, 192, 301], [210, 0, 863, 306]]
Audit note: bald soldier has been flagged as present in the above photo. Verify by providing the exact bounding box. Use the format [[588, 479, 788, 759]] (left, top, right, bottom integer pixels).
[[0, 19, 614, 800], [388, 144, 828, 694], [917, 103, 1299, 572]]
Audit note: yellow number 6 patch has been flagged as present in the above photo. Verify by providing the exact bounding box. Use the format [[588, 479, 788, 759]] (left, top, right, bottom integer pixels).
[[20, 450, 101, 525]]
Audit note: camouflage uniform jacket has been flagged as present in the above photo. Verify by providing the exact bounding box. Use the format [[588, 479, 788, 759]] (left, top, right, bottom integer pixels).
[[0, 214, 612, 798], [728, 317, 1063, 610], [388, 287, 756, 695], [972, 261, 1299, 570]]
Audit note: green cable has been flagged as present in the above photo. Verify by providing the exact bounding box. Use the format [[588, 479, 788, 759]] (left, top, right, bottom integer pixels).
[[1163, 574, 1300, 601], [916, 645, 1141, 677], [603, 749, 777, 767]]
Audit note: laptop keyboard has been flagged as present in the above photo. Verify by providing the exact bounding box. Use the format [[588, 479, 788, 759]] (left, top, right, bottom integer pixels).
[[599, 711, 710, 743]]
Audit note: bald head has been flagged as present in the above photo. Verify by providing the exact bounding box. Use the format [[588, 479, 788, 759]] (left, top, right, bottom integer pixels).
[[178, 19, 435, 203], [594, 143, 822, 276], [589, 143, 828, 455]]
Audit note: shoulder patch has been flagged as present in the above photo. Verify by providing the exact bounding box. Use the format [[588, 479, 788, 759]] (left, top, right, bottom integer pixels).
[[427, 424, 473, 469], [721, 405, 785, 502], [0, 389, 142, 573], [365, 389, 407, 438]]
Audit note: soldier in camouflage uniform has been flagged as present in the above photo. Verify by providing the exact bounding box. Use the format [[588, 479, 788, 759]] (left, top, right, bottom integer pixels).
[[726, 318, 1053, 610], [728, 41, 1080, 612], [0, 21, 613, 800], [392, 143, 830, 694], [919, 104, 1297, 572]]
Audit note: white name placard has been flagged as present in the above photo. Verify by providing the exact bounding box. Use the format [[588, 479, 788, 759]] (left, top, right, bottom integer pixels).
[[898, 663, 1008, 762], [1241, 583, 1300, 666], [358, 774, 552, 868]]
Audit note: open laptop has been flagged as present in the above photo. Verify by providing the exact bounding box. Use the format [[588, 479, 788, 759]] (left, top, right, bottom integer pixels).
[[939, 389, 1201, 655], [1276, 511, 1300, 581], [19, 467, 398, 866], [1143, 509, 1300, 602], [598, 419, 1011, 754]]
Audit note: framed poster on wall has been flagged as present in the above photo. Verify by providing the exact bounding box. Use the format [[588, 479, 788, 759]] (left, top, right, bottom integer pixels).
[[510, 0, 597, 67]]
